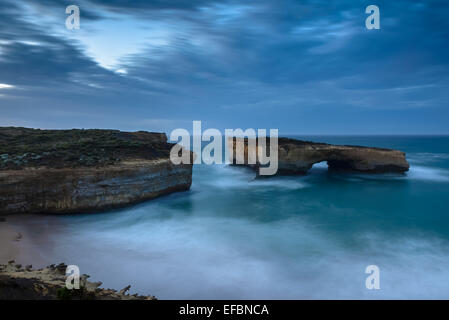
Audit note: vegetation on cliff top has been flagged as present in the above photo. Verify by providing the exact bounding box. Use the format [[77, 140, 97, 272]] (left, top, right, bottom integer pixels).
[[0, 127, 172, 170]]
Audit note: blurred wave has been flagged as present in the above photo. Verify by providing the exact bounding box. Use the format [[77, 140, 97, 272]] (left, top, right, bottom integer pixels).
[[2, 137, 449, 299]]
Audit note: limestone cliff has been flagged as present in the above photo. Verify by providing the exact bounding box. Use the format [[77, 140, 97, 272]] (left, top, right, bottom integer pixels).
[[0, 127, 192, 214], [228, 137, 409, 175]]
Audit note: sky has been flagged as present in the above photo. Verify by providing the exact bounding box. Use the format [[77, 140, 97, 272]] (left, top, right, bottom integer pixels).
[[0, 0, 448, 135]]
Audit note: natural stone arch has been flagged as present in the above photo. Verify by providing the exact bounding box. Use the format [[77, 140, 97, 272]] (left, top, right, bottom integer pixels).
[[228, 137, 409, 176]]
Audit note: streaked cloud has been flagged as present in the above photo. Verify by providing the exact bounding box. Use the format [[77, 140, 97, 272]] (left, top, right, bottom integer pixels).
[[0, 0, 448, 134], [0, 84, 14, 89]]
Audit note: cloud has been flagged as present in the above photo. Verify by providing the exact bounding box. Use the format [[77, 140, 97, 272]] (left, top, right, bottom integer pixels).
[[0, 0, 448, 134], [0, 84, 15, 89]]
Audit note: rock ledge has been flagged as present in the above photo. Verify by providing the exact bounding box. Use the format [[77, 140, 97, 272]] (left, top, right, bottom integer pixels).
[[228, 137, 410, 175], [0, 261, 156, 300], [0, 127, 192, 214]]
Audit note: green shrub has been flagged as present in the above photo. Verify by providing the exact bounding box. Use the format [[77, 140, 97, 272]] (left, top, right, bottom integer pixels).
[[56, 286, 95, 300]]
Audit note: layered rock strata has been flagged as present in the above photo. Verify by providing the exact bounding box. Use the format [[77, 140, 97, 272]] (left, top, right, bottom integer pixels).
[[0, 127, 192, 214], [228, 137, 409, 175]]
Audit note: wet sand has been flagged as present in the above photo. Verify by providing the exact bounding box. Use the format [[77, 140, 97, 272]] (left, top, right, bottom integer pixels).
[[0, 215, 48, 267], [0, 217, 23, 264]]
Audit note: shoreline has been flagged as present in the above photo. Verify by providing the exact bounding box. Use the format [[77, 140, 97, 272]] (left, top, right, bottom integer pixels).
[[0, 217, 23, 264], [0, 261, 157, 300], [0, 217, 156, 300]]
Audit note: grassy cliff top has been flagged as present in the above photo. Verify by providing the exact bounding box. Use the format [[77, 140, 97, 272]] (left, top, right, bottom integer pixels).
[[0, 127, 171, 170]]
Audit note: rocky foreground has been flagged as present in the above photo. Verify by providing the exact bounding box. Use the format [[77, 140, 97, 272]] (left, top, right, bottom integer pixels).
[[0, 127, 192, 214], [0, 261, 156, 300], [228, 137, 410, 175]]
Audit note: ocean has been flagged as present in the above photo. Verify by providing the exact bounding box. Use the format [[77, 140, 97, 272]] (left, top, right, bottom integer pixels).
[[1, 136, 449, 299]]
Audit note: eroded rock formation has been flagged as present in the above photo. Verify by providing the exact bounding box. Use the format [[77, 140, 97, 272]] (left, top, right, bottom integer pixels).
[[0, 261, 156, 300], [0, 127, 192, 214], [228, 137, 409, 175]]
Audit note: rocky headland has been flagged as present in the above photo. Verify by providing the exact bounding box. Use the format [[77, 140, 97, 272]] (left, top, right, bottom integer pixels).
[[228, 137, 410, 175], [0, 127, 192, 215], [0, 261, 156, 300]]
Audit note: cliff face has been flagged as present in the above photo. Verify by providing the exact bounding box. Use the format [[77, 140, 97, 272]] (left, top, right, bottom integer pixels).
[[0, 128, 192, 214], [228, 137, 409, 175]]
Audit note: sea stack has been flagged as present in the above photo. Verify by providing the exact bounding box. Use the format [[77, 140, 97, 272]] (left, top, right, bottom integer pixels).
[[228, 137, 410, 175], [0, 127, 192, 214]]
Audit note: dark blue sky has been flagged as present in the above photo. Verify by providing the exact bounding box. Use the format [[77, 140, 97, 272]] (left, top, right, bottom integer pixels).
[[0, 0, 448, 134]]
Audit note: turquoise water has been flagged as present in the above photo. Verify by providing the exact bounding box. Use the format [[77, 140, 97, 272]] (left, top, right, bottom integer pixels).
[[2, 136, 449, 299]]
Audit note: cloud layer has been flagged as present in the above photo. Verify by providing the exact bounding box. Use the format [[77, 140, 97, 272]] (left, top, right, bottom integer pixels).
[[0, 0, 448, 133]]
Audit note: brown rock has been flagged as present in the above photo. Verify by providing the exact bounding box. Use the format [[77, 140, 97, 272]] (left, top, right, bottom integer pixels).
[[228, 137, 409, 175], [0, 262, 156, 300], [0, 127, 193, 214]]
